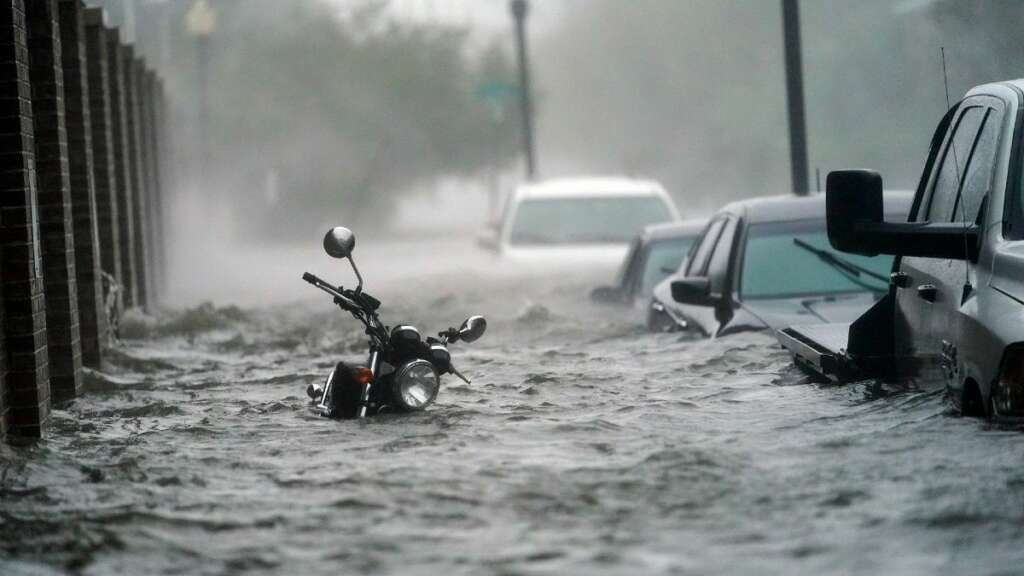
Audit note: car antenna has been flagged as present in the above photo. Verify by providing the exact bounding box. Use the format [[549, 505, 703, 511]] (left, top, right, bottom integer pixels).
[[941, 47, 952, 112], [940, 47, 960, 188], [941, 46, 974, 297]]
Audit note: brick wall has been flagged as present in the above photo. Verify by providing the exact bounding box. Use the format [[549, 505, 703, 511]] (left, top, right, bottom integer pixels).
[[152, 75, 167, 298], [83, 8, 120, 324], [142, 69, 162, 303], [0, 248, 6, 437], [104, 27, 135, 309], [122, 49, 147, 309], [0, 0, 51, 437], [26, 0, 82, 404], [58, 0, 103, 368], [0, 3, 169, 440]]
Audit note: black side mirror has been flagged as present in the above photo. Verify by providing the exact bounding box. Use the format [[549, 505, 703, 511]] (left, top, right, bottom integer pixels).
[[826, 169, 979, 260], [671, 277, 716, 307]]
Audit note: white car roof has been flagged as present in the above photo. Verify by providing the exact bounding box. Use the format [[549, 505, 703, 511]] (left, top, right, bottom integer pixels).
[[514, 177, 669, 199]]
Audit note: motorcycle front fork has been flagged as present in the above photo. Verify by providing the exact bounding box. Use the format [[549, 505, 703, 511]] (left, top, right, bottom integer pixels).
[[357, 348, 381, 418], [311, 348, 381, 418]]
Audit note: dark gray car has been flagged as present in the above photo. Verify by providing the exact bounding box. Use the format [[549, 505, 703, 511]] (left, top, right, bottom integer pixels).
[[591, 219, 705, 309], [649, 193, 912, 335]]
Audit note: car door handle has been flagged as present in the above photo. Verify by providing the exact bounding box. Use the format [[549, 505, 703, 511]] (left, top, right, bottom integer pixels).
[[917, 284, 937, 302]]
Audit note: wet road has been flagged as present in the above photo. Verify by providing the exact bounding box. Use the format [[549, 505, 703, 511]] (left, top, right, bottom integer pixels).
[[2, 247, 1024, 575]]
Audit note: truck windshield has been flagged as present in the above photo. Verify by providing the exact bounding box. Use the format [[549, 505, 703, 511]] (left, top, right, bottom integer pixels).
[[509, 196, 674, 245], [741, 219, 893, 300]]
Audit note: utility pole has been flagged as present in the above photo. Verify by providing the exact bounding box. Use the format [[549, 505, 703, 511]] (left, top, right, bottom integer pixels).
[[510, 0, 537, 180], [781, 0, 809, 196]]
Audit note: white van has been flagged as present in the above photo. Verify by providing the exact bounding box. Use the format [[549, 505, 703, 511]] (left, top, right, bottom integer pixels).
[[482, 177, 680, 274]]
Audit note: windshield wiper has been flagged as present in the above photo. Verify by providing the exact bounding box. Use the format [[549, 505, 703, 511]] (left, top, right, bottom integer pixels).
[[792, 238, 889, 290]]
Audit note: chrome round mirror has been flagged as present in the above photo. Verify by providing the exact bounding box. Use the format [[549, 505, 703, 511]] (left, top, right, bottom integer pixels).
[[323, 227, 355, 259], [458, 316, 487, 343]]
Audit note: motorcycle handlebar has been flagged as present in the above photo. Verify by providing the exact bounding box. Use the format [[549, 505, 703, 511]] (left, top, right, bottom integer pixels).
[[302, 272, 367, 316]]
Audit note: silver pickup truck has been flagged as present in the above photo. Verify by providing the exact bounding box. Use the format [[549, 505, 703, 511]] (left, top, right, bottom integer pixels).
[[778, 79, 1024, 420]]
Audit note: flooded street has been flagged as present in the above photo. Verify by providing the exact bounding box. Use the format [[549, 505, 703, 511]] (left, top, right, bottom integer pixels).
[[1, 240, 1023, 576], [3, 0, 1022, 573]]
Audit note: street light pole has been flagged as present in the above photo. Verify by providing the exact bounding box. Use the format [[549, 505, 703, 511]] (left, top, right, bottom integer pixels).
[[186, 0, 216, 186], [781, 0, 809, 196], [510, 0, 537, 180]]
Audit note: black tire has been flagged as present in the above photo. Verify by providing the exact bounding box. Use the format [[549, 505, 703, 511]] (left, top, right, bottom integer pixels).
[[960, 380, 986, 418]]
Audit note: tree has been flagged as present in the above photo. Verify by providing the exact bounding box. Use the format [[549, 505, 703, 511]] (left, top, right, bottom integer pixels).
[[98, 0, 520, 240]]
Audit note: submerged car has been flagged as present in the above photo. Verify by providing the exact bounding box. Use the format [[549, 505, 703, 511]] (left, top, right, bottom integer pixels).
[[591, 219, 706, 309], [779, 80, 1024, 420], [480, 177, 680, 273], [648, 192, 912, 335]]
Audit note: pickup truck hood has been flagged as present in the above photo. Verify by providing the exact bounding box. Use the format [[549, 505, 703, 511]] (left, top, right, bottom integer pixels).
[[743, 292, 880, 330]]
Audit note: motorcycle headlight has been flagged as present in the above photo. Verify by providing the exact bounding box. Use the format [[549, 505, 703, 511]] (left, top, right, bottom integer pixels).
[[391, 325, 422, 345], [393, 359, 440, 411]]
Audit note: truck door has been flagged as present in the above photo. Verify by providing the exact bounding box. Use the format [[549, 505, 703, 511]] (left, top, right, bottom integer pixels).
[[893, 99, 1002, 380], [705, 216, 738, 335], [678, 216, 726, 336]]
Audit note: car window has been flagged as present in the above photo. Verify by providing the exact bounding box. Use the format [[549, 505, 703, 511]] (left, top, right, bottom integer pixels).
[[923, 106, 985, 223], [707, 217, 737, 297], [953, 108, 1002, 225], [686, 218, 725, 276], [509, 196, 674, 245], [741, 219, 893, 299], [639, 237, 695, 298]]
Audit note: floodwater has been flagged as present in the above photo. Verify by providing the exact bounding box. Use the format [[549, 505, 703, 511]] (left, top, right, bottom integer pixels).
[[2, 240, 1024, 576]]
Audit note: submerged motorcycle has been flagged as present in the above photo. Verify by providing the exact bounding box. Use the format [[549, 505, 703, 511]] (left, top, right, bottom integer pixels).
[[303, 227, 486, 418]]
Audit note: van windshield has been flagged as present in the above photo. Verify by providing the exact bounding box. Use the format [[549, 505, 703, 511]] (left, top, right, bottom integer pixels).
[[741, 219, 893, 300], [509, 196, 674, 245]]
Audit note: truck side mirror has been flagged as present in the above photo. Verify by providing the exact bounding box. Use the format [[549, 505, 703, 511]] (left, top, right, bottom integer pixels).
[[827, 170, 884, 256], [671, 277, 717, 307], [825, 169, 980, 261]]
